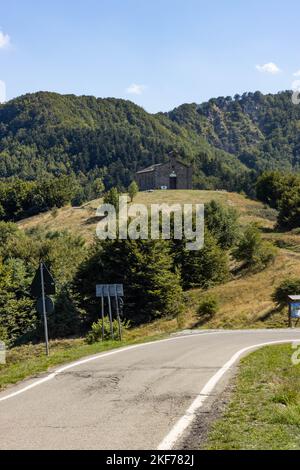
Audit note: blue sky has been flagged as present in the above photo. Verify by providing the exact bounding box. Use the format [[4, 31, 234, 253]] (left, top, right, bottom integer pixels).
[[0, 0, 299, 112]]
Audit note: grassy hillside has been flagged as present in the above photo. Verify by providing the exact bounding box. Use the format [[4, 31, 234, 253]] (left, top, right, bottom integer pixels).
[[18, 189, 297, 329], [18, 189, 275, 241]]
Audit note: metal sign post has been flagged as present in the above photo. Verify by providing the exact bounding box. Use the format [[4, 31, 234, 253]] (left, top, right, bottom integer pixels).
[[96, 284, 124, 341], [101, 292, 105, 341], [40, 262, 50, 356], [107, 292, 114, 340], [115, 284, 122, 341]]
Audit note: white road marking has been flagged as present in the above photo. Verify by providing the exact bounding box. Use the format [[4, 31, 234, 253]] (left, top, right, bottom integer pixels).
[[0, 331, 228, 402], [0, 332, 298, 404], [157, 339, 300, 450]]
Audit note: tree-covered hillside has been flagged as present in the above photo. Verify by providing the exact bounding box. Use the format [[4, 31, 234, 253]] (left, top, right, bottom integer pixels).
[[0, 91, 248, 193], [166, 90, 300, 172], [0, 90, 299, 204]]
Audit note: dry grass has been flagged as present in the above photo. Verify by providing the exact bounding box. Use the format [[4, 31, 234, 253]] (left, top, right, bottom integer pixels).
[[18, 190, 275, 242], [264, 230, 300, 252], [188, 249, 300, 329]]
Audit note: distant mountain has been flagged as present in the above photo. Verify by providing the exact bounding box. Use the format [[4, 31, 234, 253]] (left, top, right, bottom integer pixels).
[[0, 90, 298, 193]]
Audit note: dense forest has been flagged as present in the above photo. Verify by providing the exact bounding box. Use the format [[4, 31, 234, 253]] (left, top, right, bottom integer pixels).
[[1, 90, 299, 189], [0, 91, 287, 195], [166, 90, 300, 172]]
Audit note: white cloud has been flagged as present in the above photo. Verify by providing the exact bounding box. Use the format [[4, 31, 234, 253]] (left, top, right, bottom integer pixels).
[[293, 70, 300, 77], [256, 62, 281, 74], [126, 83, 147, 95], [0, 31, 10, 49], [0, 81, 6, 103]]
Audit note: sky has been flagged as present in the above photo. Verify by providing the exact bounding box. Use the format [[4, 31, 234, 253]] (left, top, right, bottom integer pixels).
[[0, 0, 300, 112]]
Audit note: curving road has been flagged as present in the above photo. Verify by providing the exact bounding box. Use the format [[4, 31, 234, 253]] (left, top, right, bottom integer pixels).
[[0, 329, 300, 450]]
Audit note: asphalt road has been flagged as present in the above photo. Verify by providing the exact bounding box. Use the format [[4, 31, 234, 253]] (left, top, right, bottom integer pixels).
[[1, 329, 300, 450]]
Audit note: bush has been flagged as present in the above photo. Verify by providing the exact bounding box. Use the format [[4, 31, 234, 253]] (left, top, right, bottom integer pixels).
[[86, 317, 129, 344], [197, 295, 219, 318], [272, 278, 300, 308], [233, 224, 277, 271], [51, 207, 58, 218]]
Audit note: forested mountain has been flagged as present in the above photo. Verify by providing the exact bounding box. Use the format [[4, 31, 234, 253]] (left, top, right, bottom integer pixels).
[[0, 89, 299, 202], [166, 90, 300, 172], [0, 91, 249, 193]]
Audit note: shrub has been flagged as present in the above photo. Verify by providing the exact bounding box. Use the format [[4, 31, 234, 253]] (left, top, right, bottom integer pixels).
[[233, 224, 277, 271], [197, 295, 219, 318], [51, 207, 58, 218], [272, 278, 300, 308], [86, 317, 129, 344]]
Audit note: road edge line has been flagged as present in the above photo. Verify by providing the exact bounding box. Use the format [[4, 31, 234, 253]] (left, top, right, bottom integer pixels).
[[0, 331, 227, 402], [157, 339, 300, 450]]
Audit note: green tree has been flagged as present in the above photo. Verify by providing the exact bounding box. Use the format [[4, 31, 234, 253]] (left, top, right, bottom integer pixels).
[[103, 187, 120, 213], [256, 171, 288, 209], [72, 238, 183, 326], [0, 258, 36, 346], [179, 230, 229, 289], [205, 200, 239, 249], [128, 181, 139, 202], [277, 187, 300, 229], [92, 178, 105, 197]]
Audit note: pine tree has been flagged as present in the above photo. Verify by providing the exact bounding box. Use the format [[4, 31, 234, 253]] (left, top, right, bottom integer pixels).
[[73, 238, 183, 325], [179, 230, 229, 289]]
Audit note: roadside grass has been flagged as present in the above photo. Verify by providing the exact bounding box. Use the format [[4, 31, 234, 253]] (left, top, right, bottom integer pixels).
[[0, 309, 196, 392], [204, 344, 300, 450]]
